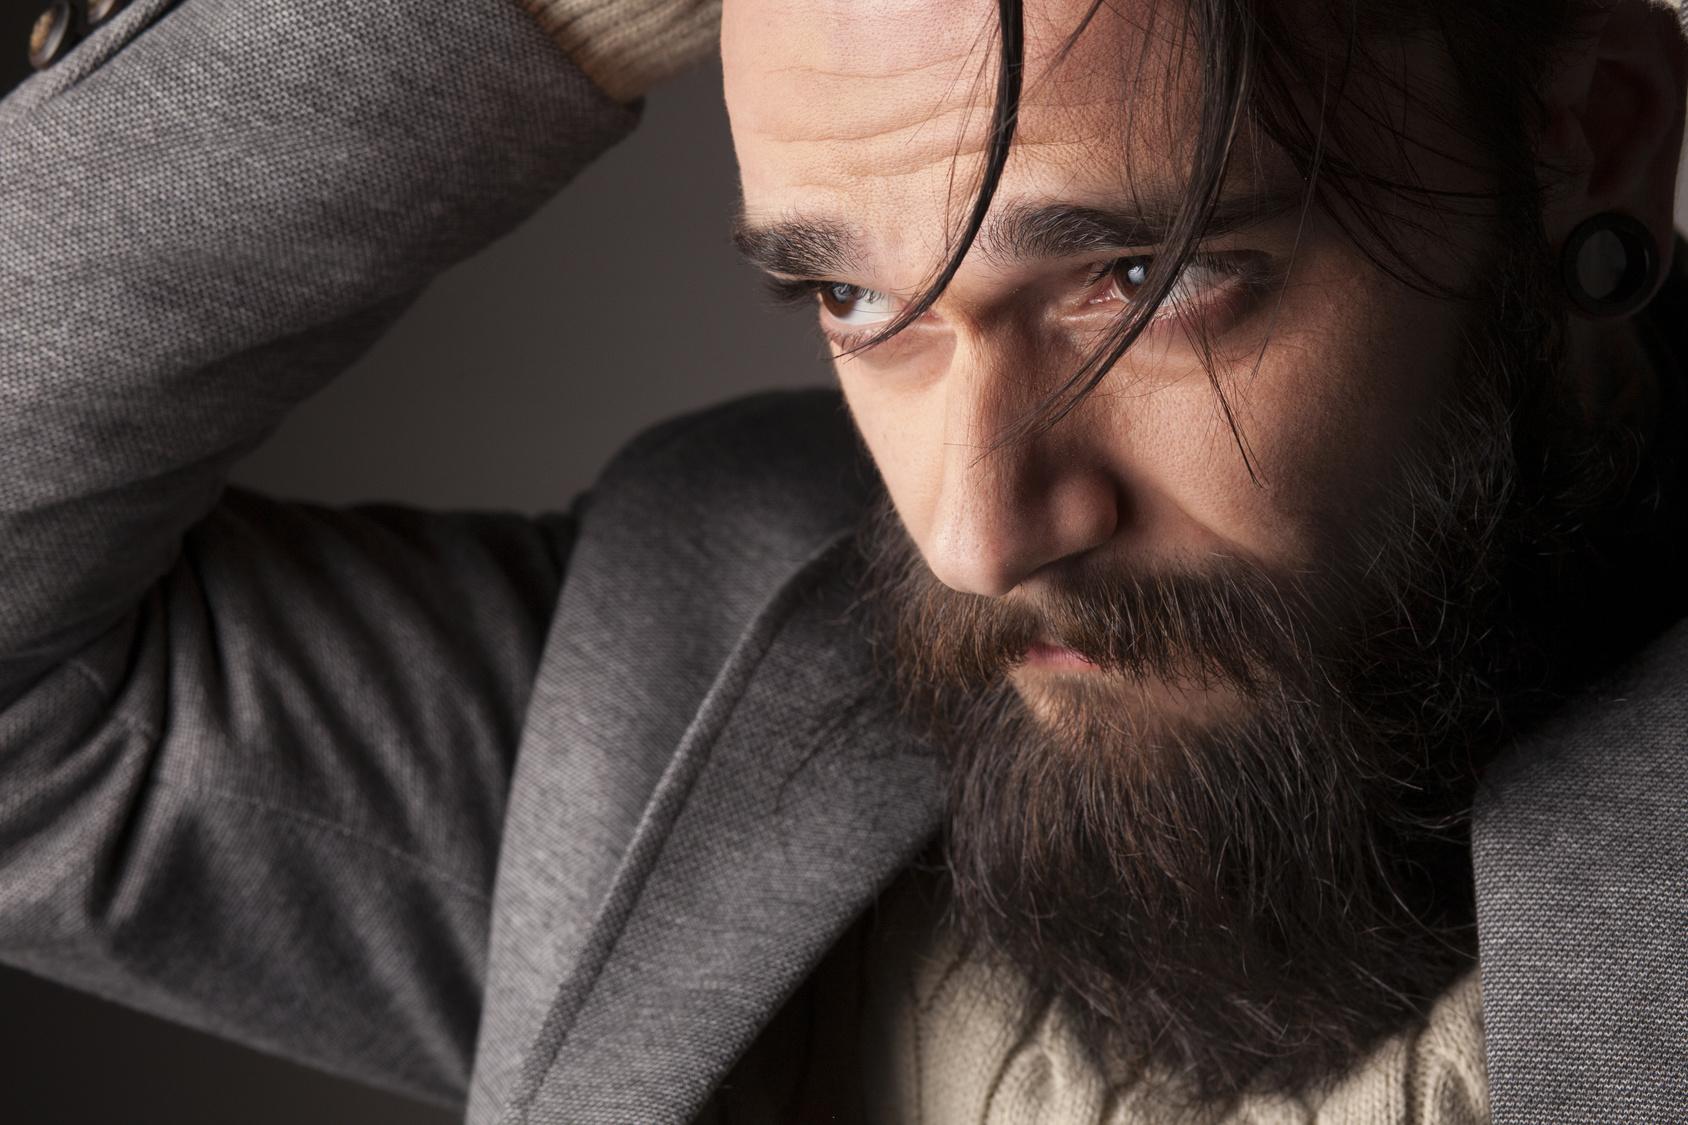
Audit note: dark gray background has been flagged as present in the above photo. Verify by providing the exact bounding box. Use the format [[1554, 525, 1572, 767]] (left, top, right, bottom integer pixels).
[[0, 3, 827, 1120], [222, 67, 832, 513]]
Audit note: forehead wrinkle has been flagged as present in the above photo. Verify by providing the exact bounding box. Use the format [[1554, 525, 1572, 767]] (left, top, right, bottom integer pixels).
[[750, 39, 998, 140], [759, 113, 988, 151], [761, 45, 984, 85]]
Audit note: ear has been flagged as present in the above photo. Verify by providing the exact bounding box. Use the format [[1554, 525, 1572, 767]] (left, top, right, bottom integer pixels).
[[1539, 0, 1688, 298]]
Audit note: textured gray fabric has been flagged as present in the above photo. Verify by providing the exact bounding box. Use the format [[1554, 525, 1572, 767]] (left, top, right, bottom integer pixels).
[[0, 0, 635, 1104], [509, 544, 939, 1124], [467, 392, 941, 1124], [0, 0, 636, 695], [1475, 620, 1688, 1121]]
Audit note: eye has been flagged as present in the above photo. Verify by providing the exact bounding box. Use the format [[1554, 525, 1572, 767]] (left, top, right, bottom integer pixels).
[[1113, 257, 1152, 292], [820, 283, 897, 326], [1096, 254, 1247, 314]]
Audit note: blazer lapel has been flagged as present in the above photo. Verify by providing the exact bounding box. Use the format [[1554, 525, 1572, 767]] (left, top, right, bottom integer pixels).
[[466, 391, 890, 1124], [1474, 616, 1688, 1121], [499, 537, 941, 1124]]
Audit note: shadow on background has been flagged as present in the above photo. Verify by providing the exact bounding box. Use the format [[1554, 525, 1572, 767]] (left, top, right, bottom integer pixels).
[[0, 0, 827, 1120], [0, 0, 28, 93], [0, 966, 456, 1124]]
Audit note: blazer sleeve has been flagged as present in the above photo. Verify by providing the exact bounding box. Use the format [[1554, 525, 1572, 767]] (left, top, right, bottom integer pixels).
[[0, 0, 637, 1106]]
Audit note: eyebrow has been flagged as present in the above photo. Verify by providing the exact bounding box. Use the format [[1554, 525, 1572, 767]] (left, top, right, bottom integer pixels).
[[731, 210, 862, 279], [992, 188, 1301, 262], [732, 186, 1302, 281]]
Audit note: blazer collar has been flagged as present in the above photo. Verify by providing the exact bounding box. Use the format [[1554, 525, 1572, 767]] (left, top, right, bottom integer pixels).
[[1475, 615, 1688, 1120], [498, 538, 942, 1124]]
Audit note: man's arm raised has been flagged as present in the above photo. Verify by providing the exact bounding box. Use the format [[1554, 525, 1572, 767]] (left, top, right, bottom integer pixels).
[[0, 0, 636, 1105]]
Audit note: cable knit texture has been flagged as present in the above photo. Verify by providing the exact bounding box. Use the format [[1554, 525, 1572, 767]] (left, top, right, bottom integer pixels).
[[862, 886, 1489, 1125], [519, 0, 720, 102]]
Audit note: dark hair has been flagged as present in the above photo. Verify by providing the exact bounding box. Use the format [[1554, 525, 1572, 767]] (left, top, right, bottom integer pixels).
[[858, 0, 1598, 450]]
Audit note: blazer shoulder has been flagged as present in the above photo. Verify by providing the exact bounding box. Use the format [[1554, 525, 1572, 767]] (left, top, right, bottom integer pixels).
[[586, 388, 878, 555]]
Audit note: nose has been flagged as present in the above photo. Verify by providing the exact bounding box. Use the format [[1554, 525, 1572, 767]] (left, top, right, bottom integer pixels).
[[920, 342, 1122, 596]]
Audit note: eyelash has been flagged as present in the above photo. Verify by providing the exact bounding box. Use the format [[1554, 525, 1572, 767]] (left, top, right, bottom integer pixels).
[[829, 326, 888, 352], [1084, 255, 1147, 289], [765, 276, 831, 309]]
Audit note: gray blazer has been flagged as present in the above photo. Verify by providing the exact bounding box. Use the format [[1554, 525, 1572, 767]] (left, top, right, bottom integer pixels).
[[0, 0, 1681, 1121]]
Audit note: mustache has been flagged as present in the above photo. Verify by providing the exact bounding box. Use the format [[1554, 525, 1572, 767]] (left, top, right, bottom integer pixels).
[[861, 511, 1328, 701]]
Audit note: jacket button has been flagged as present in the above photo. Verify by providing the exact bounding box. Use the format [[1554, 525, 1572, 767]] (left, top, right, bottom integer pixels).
[[86, 0, 127, 28], [28, 0, 78, 70]]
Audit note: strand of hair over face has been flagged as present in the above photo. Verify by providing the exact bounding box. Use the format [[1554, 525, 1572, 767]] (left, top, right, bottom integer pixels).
[[846, 0, 1260, 469], [852, 0, 1027, 346], [843, 0, 1585, 472]]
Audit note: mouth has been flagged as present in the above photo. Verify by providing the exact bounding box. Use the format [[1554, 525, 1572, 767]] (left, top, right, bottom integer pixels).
[[1019, 641, 1102, 672]]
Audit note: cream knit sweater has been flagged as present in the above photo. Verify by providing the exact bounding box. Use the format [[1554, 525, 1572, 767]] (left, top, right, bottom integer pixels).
[[858, 884, 1489, 1125], [521, 0, 721, 102]]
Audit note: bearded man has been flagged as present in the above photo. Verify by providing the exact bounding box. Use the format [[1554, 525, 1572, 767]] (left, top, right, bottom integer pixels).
[[0, 0, 1683, 1120]]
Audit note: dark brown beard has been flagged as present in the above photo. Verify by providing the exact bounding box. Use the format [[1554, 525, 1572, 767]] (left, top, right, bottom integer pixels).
[[858, 251, 1587, 1105]]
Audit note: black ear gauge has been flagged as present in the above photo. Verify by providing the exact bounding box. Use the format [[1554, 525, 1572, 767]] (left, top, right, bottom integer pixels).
[[27, 0, 76, 70], [1561, 212, 1661, 318], [86, 0, 129, 28]]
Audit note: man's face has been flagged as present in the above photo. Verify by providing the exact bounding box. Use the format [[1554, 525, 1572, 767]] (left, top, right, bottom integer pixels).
[[725, 0, 1480, 718], [724, 0, 1555, 1093]]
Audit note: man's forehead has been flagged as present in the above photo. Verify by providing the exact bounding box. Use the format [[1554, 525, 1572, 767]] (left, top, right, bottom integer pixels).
[[724, 0, 1205, 271], [723, 0, 1002, 186], [721, 0, 1176, 90], [723, 0, 1001, 118]]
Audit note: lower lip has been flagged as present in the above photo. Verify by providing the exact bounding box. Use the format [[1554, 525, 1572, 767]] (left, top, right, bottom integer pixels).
[[1020, 642, 1100, 670]]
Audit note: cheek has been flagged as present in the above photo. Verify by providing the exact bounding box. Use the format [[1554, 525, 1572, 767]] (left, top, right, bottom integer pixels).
[[1226, 271, 1470, 547], [1071, 261, 1470, 571], [835, 346, 953, 541]]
